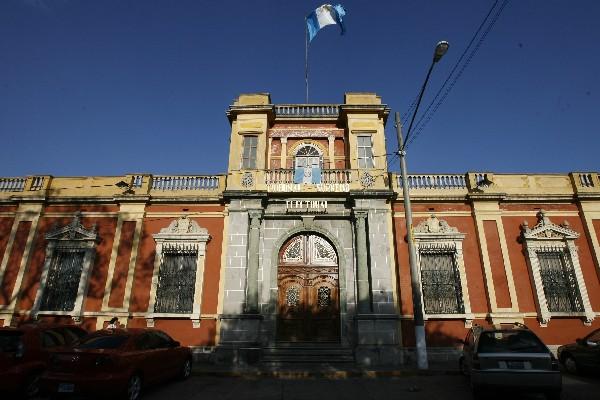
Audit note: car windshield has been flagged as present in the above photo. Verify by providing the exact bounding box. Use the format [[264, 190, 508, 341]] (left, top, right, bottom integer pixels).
[[0, 331, 23, 352], [478, 331, 548, 353], [76, 335, 128, 349]]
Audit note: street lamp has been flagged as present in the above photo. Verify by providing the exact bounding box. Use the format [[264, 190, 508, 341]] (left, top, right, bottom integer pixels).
[[394, 40, 449, 370]]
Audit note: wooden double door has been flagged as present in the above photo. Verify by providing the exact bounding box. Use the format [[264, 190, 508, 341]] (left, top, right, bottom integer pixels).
[[277, 233, 340, 342]]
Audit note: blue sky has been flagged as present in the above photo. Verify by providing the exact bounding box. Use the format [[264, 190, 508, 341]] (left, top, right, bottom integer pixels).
[[1, 0, 598, 176]]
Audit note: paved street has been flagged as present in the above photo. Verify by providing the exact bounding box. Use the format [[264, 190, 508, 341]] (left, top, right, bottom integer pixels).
[[140, 373, 600, 400]]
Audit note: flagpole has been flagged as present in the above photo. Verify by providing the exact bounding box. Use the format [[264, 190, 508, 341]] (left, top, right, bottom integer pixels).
[[305, 16, 309, 103]]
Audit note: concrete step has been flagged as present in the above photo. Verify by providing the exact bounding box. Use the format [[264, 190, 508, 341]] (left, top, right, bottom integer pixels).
[[261, 346, 355, 364]]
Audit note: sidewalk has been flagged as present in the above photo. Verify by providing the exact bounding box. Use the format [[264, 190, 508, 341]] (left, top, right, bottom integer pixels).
[[191, 360, 460, 379]]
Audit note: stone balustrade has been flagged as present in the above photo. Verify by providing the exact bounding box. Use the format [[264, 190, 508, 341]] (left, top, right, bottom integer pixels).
[[1, 172, 599, 199], [0, 177, 25, 192], [274, 104, 339, 118], [150, 175, 220, 191]]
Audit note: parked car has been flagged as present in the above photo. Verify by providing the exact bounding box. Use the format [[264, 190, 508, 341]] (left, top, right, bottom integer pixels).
[[41, 328, 192, 400], [458, 323, 561, 400], [557, 327, 600, 375], [0, 323, 87, 398]]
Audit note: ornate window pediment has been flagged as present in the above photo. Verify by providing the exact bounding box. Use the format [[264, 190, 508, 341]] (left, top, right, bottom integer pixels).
[[413, 215, 474, 327], [520, 210, 594, 326], [32, 213, 98, 322], [147, 216, 210, 328]]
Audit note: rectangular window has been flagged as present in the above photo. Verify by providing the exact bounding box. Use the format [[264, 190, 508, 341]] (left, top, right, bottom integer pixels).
[[420, 252, 464, 314], [241, 136, 258, 169], [357, 135, 374, 168], [39, 250, 85, 311], [538, 251, 583, 312], [154, 250, 197, 314]]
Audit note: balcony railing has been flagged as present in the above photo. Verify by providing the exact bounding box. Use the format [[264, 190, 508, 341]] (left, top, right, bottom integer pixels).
[[151, 175, 221, 191], [0, 177, 25, 192], [265, 169, 352, 192], [398, 174, 467, 189], [577, 173, 597, 188], [274, 104, 339, 118], [265, 169, 351, 185]]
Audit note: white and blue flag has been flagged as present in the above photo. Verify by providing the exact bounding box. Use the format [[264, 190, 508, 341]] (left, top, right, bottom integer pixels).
[[306, 4, 347, 43]]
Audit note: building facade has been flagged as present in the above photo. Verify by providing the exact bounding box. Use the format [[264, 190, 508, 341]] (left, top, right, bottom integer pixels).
[[1, 93, 600, 366]]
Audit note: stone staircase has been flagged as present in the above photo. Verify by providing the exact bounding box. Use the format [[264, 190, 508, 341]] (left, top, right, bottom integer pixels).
[[261, 344, 355, 366]]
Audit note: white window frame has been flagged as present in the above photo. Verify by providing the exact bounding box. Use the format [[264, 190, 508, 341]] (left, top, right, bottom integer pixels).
[[147, 216, 210, 328], [520, 210, 595, 327], [357, 135, 375, 169], [413, 215, 474, 327], [31, 213, 98, 323]]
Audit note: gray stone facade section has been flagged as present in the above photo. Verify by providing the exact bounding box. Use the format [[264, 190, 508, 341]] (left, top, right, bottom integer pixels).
[[218, 196, 402, 366], [363, 199, 397, 315]]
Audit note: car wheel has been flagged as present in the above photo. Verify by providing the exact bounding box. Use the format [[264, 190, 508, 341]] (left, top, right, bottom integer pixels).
[[125, 374, 142, 400], [563, 354, 578, 374], [459, 357, 469, 376], [23, 373, 41, 398], [180, 358, 192, 380]]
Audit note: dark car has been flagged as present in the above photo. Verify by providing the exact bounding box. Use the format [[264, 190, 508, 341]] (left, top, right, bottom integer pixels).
[[0, 323, 87, 398], [557, 328, 600, 375], [459, 323, 561, 400], [41, 328, 192, 400]]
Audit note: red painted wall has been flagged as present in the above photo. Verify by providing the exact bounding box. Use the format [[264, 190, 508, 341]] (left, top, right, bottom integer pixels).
[[0, 221, 31, 305], [483, 220, 512, 309]]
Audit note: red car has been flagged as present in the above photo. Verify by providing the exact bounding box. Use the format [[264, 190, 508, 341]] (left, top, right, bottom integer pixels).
[[42, 328, 192, 400], [0, 323, 87, 398]]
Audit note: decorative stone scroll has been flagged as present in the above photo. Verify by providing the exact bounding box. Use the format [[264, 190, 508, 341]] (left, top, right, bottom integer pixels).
[[520, 210, 594, 326], [360, 172, 375, 188]]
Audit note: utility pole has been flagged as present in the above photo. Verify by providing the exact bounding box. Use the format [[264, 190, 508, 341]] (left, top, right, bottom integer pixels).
[[395, 112, 428, 370], [394, 41, 449, 369]]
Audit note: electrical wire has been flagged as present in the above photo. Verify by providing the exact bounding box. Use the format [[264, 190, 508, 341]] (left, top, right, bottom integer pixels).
[[402, 0, 509, 148]]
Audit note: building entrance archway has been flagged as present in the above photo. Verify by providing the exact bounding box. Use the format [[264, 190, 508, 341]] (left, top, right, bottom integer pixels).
[[277, 233, 340, 342]]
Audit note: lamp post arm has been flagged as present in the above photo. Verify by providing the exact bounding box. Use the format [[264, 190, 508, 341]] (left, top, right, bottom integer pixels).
[[403, 60, 435, 148]]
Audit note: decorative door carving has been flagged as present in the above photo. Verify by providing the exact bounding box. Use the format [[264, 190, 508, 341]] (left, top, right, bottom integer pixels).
[[277, 234, 340, 342]]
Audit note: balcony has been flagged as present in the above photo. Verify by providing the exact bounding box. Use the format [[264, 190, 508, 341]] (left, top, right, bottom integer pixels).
[[265, 169, 352, 192]]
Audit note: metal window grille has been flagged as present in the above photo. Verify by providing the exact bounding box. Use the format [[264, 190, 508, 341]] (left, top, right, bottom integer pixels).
[[154, 250, 198, 314], [39, 250, 85, 311], [241, 136, 258, 169], [420, 252, 464, 314], [538, 251, 583, 312], [357, 136, 374, 169]]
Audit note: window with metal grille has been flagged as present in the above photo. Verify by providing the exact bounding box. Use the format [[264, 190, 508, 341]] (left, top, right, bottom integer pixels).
[[241, 136, 258, 169], [154, 250, 198, 314], [420, 252, 465, 314], [39, 250, 85, 311], [357, 136, 374, 168], [537, 251, 583, 312]]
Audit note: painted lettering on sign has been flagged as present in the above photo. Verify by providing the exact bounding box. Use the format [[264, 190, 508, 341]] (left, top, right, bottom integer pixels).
[[285, 200, 328, 214]]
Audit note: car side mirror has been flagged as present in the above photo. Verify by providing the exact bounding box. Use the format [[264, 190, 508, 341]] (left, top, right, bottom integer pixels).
[[576, 338, 584, 345], [172, 341, 181, 347]]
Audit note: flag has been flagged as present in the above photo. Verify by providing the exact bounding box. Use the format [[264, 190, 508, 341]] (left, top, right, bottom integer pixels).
[[306, 4, 347, 43]]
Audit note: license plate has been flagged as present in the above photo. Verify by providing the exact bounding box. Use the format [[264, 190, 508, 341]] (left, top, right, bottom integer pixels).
[[58, 383, 75, 393], [507, 361, 525, 369]]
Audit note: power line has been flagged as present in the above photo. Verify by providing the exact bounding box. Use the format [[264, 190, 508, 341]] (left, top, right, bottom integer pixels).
[[403, 0, 510, 148]]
